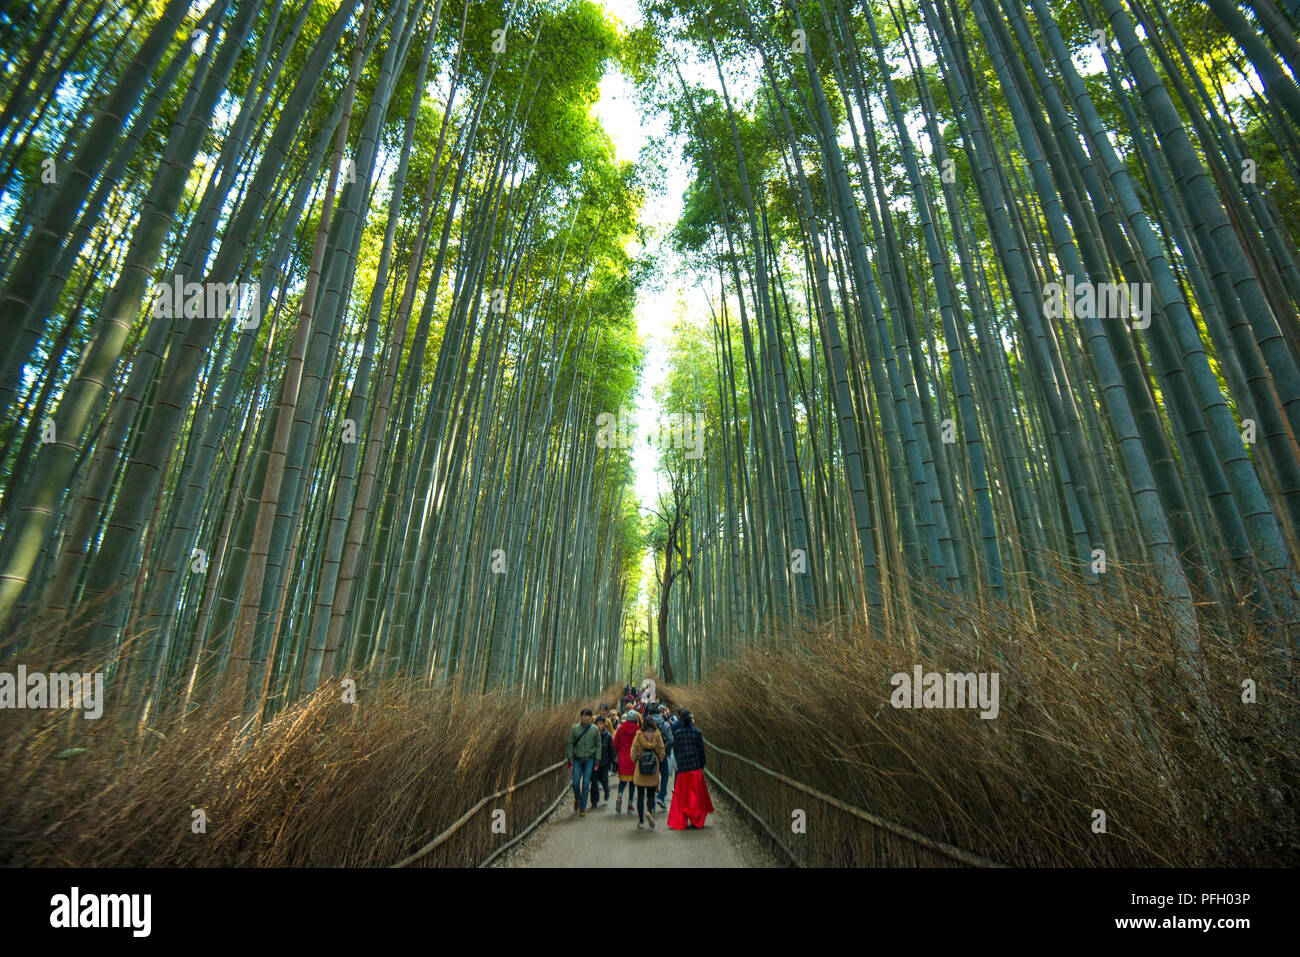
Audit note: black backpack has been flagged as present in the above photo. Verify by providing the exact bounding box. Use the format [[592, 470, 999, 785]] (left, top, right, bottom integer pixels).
[[637, 744, 659, 775]]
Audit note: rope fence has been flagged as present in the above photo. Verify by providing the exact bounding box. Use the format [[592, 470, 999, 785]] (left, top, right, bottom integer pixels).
[[706, 741, 1006, 868], [392, 759, 568, 868], [704, 767, 802, 866], [478, 785, 570, 868]]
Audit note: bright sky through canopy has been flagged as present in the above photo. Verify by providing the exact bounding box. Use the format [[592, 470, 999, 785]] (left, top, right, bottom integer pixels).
[[594, 0, 704, 515]]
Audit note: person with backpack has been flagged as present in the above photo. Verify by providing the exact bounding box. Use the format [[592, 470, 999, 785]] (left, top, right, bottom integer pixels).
[[661, 706, 678, 781], [646, 703, 675, 810], [613, 709, 641, 814], [666, 709, 713, 830], [565, 708, 600, 817], [629, 718, 666, 829], [590, 715, 615, 809]]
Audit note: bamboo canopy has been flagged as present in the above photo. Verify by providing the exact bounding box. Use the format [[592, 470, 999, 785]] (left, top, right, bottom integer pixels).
[[0, 0, 1297, 718]]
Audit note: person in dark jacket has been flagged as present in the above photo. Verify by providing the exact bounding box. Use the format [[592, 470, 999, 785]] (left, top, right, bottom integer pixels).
[[590, 716, 615, 809], [666, 709, 713, 830], [646, 703, 675, 810]]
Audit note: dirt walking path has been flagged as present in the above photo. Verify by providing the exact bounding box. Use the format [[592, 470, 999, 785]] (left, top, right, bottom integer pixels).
[[496, 784, 783, 868]]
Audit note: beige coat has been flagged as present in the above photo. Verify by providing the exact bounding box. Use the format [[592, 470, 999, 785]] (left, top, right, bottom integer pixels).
[[629, 727, 666, 787]]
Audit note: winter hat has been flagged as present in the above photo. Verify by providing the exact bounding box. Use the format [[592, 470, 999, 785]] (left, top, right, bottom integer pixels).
[[677, 709, 692, 725], [624, 710, 640, 723]]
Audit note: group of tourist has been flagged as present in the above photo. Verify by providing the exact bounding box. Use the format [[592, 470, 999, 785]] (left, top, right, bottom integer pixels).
[[564, 687, 713, 831]]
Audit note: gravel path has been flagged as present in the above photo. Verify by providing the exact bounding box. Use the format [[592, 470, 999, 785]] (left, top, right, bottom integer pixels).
[[495, 783, 784, 868]]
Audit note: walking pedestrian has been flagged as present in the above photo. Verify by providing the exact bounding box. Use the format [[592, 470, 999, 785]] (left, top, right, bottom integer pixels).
[[646, 703, 674, 810], [663, 706, 679, 780], [590, 715, 614, 809], [613, 708, 641, 814], [666, 709, 713, 830], [629, 718, 666, 830], [565, 708, 600, 817]]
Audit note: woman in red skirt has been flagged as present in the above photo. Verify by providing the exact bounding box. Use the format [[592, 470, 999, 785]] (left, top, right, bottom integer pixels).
[[666, 709, 713, 829]]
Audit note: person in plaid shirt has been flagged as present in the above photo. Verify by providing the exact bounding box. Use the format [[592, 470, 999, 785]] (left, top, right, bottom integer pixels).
[[666, 709, 713, 830]]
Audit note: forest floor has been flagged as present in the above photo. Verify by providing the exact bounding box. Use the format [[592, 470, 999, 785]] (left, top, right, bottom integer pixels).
[[495, 785, 782, 868]]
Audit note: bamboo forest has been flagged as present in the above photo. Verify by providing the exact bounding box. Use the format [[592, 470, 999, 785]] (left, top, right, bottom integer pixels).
[[0, 0, 1298, 878]]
